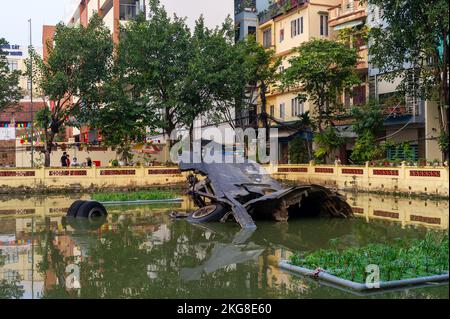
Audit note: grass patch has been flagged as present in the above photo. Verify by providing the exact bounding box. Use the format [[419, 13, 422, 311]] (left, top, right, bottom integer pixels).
[[289, 233, 449, 283], [91, 189, 178, 202]]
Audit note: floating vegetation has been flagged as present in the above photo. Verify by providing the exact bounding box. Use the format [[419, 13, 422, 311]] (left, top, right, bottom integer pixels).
[[289, 233, 449, 283], [92, 190, 178, 202]]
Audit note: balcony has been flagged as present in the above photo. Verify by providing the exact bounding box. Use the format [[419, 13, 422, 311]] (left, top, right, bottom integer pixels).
[[329, 0, 366, 28], [381, 96, 425, 125], [258, 0, 306, 25]]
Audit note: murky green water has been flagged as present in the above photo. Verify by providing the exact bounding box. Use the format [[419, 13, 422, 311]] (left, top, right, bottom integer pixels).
[[0, 192, 448, 299]]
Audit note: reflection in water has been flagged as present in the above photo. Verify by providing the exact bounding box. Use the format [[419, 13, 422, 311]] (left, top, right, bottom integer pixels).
[[0, 192, 448, 299]]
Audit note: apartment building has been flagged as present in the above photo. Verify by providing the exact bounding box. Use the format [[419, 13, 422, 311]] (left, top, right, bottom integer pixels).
[[0, 42, 45, 167], [256, 0, 340, 163], [41, 0, 146, 146], [327, 0, 369, 162], [235, 0, 271, 42], [367, 5, 442, 161]]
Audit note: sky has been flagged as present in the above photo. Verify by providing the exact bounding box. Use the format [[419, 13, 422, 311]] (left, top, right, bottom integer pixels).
[[0, 0, 234, 47]]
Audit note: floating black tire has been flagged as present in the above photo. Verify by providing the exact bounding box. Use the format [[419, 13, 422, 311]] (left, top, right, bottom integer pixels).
[[187, 203, 229, 223], [76, 201, 108, 219], [67, 200, 86, 217]]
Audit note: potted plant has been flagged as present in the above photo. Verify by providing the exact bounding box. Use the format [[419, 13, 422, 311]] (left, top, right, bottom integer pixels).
[[418, 158, 427, 167]]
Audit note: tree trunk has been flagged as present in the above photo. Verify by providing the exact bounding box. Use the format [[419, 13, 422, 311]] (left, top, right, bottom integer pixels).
[[44, 132, 55, 167], [259, 81, 270, 150]]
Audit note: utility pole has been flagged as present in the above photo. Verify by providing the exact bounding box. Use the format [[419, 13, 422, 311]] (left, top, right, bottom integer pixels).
[[28, 19, 34, 167]]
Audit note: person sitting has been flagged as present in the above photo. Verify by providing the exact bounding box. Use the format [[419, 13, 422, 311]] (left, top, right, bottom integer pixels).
[[71, 157, 79, 167]]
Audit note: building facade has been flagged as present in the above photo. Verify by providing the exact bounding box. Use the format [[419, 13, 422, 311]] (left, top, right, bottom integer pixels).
[[256, 0, 341, 163], [0, 42, 44, 167], [366, 4, 442, 162]]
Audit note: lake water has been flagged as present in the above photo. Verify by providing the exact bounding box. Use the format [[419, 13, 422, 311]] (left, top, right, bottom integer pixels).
[[0, 192, 448, 299]]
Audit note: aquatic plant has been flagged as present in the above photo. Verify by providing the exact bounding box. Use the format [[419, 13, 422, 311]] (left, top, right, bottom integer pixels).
[[289, 232, 449, 283], [91, 189, 178, 202]]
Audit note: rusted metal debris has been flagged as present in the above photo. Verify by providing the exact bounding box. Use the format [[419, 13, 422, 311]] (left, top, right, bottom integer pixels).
[[179, 154, 353, 229]]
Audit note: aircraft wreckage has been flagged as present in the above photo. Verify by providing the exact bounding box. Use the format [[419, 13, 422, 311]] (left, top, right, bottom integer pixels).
[[179, 153, 353, 230]]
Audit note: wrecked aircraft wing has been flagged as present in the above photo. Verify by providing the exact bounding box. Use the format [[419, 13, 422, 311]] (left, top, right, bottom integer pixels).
[[179, 152, 353, 229]]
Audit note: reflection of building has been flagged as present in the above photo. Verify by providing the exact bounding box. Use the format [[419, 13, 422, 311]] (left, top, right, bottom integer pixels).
[[0, 218, 44, 299]]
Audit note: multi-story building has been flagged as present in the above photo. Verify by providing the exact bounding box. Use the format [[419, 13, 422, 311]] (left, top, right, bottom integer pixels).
[[234, 0, 270, 129], [0, 42, 45, 167], [256, 0, 340, 163], [42, 0, 146, 146], [366, 5, 442, 161], [235, 0, 271, 42], [327, 0, 369, 163]]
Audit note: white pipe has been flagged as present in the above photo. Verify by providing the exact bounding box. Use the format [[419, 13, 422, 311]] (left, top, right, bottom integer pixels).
[[279, 261, 449, 292]]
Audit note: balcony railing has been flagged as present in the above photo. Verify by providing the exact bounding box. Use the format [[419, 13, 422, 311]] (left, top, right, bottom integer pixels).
[[119, 4, 138, 21], [258, 0, 305, 25], [329, 0, 366, 20]]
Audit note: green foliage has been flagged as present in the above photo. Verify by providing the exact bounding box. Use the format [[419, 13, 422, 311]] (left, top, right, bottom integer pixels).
[[282, 39, 360, 130], [91, 189, 177, 202], [368, 0, 449, 114], [350, 101, 384, 136], [289, 136, 310, 164], [0, 38, 22, 112], [29, 14, 114, 166], [350, 101, 385, 164], [438, 131, 449, 155], [289, 232, 449, 283], [351, 131, 384, 164], [313, 126, 344, 160], [238, 35, 281, 128]]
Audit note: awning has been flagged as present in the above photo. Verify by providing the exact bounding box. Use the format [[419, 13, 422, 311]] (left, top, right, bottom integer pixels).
[[333, 20, 363, 31]]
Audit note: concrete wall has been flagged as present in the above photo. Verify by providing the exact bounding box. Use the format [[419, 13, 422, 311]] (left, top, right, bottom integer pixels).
[[0, 163, 448, 197], [273, 162, 449, 197]]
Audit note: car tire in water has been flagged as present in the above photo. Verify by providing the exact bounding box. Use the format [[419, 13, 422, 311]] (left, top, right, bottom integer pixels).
[[76, 201, 108, 219], [187, 203, 229, 223], [67, 200, 86, 217]]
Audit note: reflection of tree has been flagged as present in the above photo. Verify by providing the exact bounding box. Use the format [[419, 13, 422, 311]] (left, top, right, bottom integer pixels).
[[0, 248, 25, 299]]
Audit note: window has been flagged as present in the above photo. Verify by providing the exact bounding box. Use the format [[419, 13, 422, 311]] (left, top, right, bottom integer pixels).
[[320, 14, 329, 36], [352, 86, 366, 105], [7, 60, 18, 71], [280, 103, 285, 119], [270, 105, 275, 117], [263, 28, 272, 48], [248, 26, 256, 36], [279, 29, 284, 42], [291, 98, 304, 116], [291, 17, 303, 37], [291, 19, 297, 37]]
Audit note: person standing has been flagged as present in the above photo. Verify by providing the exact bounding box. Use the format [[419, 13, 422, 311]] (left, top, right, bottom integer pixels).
[[86, 157, 92, 167], [61, 152, 68, 167], [65, 154, 71, 167]]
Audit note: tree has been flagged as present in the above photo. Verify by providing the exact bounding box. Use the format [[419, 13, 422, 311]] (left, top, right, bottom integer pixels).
[[241, 35, 282, 134], [313, 126, 345, 162], [367, 0, 449, 158], [289, 136, 310, 164], [29, 14, 114, 166], [0, 38, 22, 112], [349, 101, 385, 164], [119, 0, 192, 146], [282, 39, 360, 132]]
